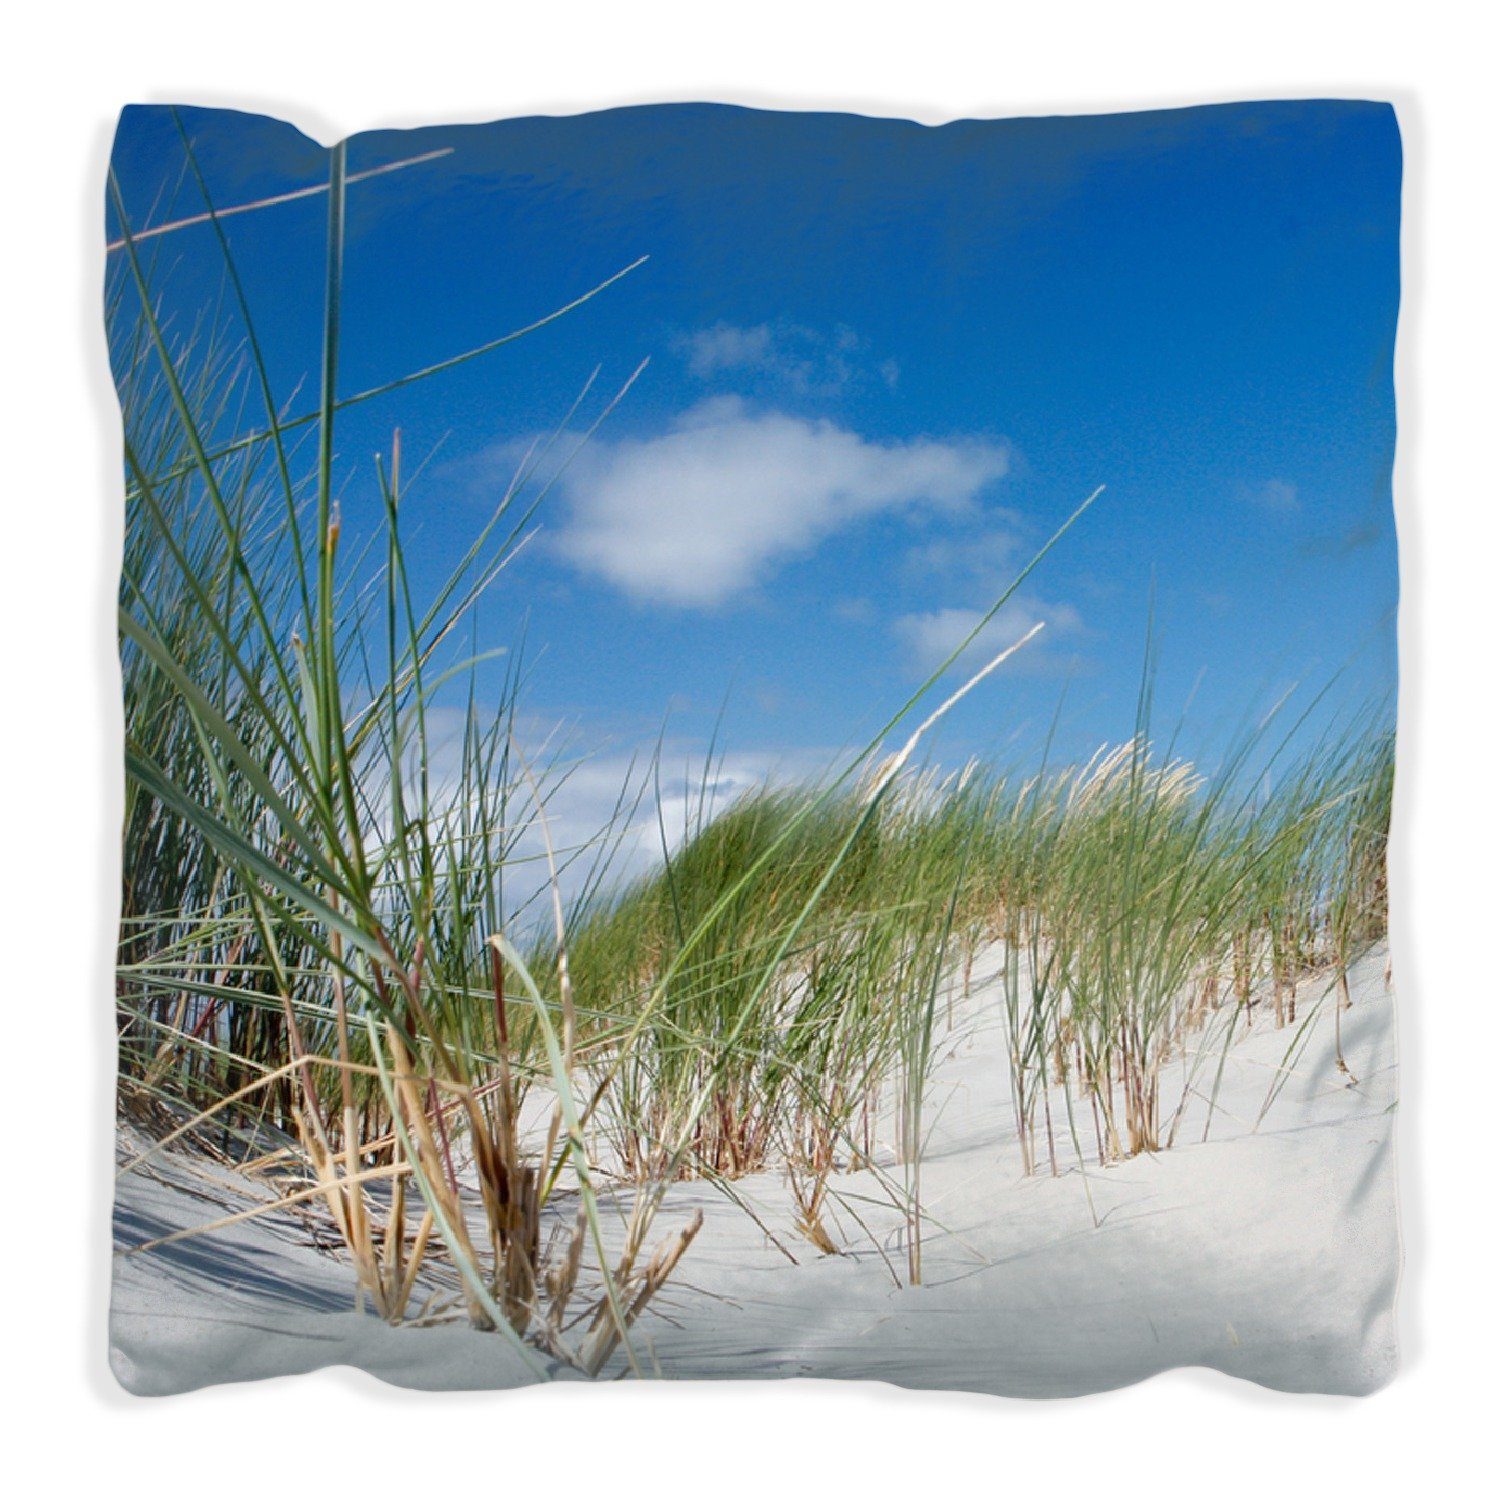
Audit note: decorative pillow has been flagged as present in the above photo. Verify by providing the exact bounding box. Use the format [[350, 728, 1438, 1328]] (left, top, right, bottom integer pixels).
[[109, 99, 1400, 1397]]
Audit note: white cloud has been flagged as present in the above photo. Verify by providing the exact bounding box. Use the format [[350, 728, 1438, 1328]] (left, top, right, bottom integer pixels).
[[893, 596, 1084, 675], [552, 397, 1009, 606], [678, 321, 898, 394]]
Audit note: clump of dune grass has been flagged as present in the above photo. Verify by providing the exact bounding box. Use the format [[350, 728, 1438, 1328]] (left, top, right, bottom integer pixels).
[[112, 125, 698, 1371], [949, 700, 1394, 1173]]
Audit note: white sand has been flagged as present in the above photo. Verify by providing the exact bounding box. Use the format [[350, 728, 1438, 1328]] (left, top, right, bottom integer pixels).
[[111, 943, 1398, 1397]]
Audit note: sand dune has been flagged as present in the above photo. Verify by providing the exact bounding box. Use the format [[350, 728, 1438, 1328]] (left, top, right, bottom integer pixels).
[[111, 943, 1397, 1397]]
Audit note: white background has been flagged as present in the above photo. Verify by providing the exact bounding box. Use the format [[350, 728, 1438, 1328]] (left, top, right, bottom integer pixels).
[[2, 2, 1495, 1492]]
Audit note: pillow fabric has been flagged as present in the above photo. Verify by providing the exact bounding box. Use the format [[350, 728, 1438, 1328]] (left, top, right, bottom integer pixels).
[[109, 100, 1401, 1397]]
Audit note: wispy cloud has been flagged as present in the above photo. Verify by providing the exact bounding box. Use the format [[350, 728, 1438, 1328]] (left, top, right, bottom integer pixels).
[[892, 596, 1084, 675], [677, 321, 898, 396], [888, 513, 1086, 678], [831, 597, 877, 625], [518, 741, 843, 904], [409, 708, 843, 912], [1245, 477, 1300, 513], [901, 524, 1025, 594], [551, 397, 1009, 606]]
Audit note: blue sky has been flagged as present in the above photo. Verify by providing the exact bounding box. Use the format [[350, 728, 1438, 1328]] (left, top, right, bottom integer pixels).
[[110, 100, 1400, 836]]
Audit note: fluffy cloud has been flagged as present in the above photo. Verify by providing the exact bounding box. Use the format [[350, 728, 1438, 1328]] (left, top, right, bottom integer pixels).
[[552, 397, 1009, 606]]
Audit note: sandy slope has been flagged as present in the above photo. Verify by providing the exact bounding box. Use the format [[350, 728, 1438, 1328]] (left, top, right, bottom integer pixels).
[[111, 944, 1398, 1397]]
